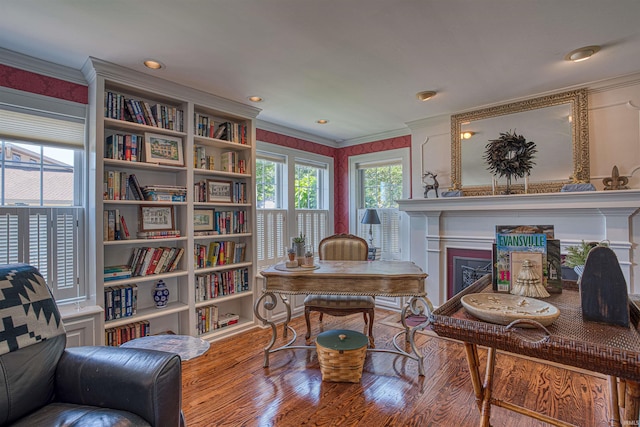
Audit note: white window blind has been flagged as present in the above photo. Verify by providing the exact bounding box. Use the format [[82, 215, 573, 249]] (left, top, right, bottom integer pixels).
[[256, 209, 287, 269], [296, 209, 328, 252], [0, 106, 85, 148], [357, 208, 401, 260], [0, 205, 83, 301]]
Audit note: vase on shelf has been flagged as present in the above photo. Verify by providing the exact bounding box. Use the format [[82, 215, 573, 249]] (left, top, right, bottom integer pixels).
[[153, 279, 169, 309]]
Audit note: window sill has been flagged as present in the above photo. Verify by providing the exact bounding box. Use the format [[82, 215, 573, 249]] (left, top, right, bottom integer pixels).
[[58, 301, 103, 321]]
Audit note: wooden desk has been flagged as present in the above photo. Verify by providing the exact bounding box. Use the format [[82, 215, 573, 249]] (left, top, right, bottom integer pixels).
[[430, 275, 640, 426], [257, 260, 430, 375]]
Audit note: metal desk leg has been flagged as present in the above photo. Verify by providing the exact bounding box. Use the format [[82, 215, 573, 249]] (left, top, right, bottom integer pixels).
[[254, 291, 297, 368], [391, 296, 434, 376]]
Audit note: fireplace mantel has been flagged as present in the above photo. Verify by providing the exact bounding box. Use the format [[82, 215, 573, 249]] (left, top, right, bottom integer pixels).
[[398, 190, 640, 305]]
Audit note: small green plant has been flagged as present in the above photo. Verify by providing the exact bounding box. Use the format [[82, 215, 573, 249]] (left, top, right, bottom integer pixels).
[[563, 240, 607, 267], [292, 233, 306, 244]]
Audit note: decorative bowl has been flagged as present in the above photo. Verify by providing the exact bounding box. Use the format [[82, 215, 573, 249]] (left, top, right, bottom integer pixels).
[[461, 293, 560, 327]]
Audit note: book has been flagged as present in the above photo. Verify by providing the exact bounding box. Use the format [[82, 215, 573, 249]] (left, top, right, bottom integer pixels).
[[545, 239, 563, 293], [495, 232, 547, 293]]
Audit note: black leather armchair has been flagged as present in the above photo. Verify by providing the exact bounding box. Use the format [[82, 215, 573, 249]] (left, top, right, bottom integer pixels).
[[0, 264, 183, 426]]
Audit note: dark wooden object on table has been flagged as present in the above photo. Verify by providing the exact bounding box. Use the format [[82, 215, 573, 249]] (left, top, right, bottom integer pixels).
[[581, 245, 630, 327]]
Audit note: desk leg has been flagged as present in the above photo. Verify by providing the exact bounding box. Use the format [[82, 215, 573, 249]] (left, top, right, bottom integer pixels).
[[398, 296, 434, 376], [254, 291, 299, 368]]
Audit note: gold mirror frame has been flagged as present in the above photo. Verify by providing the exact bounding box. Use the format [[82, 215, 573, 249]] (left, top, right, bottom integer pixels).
[[450, 88, 589, 196]]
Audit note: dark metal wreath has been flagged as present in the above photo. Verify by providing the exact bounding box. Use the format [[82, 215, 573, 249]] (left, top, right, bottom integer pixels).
[[483, 130, 537, 180]]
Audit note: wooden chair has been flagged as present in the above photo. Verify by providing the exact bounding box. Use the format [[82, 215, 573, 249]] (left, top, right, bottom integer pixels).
[[304, 233, 375, 346]]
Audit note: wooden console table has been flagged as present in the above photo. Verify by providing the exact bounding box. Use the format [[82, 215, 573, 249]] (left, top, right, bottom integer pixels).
[[430, 274, 640, 426], [257, 260, 430, 375]]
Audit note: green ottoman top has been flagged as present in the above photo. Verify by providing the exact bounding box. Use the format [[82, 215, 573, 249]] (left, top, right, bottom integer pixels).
[[316, 329, 368, 351]]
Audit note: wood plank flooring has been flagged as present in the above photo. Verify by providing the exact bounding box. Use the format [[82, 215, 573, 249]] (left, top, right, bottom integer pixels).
[[181, 309, 611, 426]]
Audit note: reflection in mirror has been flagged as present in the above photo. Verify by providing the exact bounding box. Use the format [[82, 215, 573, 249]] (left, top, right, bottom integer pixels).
[[451, 89, 589, 196]]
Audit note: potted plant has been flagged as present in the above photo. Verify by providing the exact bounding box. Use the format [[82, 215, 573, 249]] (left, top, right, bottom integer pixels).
[[292, 233, 306, 257], [287, 248, 296, 262]]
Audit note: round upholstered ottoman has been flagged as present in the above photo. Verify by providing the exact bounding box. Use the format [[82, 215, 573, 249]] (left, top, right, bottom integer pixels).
[[316, 329, 368, 383]]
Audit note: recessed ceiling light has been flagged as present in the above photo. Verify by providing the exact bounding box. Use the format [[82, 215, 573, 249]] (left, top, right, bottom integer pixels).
[[416, 91, 437, 101], [143, 59, 164, 70], [248, 96, 263, 102], [564, 45, 601, 62], [316, 119, 329, 124]]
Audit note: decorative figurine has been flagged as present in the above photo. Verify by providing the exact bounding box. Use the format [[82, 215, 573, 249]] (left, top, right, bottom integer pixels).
[[422, 171, 439, 198], [510, 259, 550, 298], [602, 165, 629, 190]]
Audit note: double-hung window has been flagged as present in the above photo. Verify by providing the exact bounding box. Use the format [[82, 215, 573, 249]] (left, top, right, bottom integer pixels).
[[0, 88, 86, 302], [350, 148, 410, 261], [256, 143, 333, 269]]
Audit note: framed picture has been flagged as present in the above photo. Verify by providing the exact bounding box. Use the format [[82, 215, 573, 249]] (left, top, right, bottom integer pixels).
[[139, 205, 175, 231], [206, 179, 233, 203], [194, 209, 215, 231], [144, 132, 184, 166]]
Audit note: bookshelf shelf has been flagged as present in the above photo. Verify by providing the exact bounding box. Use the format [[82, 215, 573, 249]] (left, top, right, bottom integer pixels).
[[86, 58, 258, 346], [105, 301, 190, 328], [197, 318, 254, 341], [194, 290, 253, 308]]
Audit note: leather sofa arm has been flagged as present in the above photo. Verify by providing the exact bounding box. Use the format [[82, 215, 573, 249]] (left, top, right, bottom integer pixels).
[[55, 346, 182, 426]]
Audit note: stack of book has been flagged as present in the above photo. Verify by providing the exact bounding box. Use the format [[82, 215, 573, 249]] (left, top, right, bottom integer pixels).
[[142, 185, 187, 202], [104, 265, 132, 282], [219, 312, 240, 328]]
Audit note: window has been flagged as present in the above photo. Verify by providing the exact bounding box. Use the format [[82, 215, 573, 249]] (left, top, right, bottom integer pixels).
[[349, 148, 410, 261], [256, 143, 333, 269], [0, 88, 86, 302]]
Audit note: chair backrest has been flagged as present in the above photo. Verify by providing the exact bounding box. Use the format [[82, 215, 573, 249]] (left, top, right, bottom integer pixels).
[[318, 234, 368, 261]]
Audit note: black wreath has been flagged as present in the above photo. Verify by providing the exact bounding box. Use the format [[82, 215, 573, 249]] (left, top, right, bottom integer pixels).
[[483, 130, 537, 180]]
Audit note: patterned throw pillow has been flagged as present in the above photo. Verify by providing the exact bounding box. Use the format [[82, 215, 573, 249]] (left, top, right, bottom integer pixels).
[[0, 264, 65, 355]]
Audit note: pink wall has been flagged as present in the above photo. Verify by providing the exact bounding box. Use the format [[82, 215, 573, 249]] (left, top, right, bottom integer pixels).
[[0, 64, 88, 103], [257, 129, 412, 233]]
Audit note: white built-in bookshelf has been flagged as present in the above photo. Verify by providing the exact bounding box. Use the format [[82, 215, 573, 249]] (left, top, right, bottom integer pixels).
[[83, 57, 259, 346]]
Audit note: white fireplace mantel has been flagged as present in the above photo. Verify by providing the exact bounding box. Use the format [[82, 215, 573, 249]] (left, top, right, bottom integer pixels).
[[398, 190, 640, 305]]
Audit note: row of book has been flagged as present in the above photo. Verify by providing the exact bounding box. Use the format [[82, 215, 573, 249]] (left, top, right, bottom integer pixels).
[[194, 180, 248, 203], [196, 306, 240, 335], [216, 122, 248, 144], [493, 224, 562, 294], [194, 145, 215, 170], [105, 91, 184, 132], [104, 284, 138, 321], [103, 171, 144, 201], [194, 241, 246, 269], [195, 267, 250, 302], [195, 210, 248, 235], [220, 151, 247, 174], [105, 320, 150, 346], [103, 209, 131, 241], [105, 133, 141, 162], [127, 246, 185, 277]]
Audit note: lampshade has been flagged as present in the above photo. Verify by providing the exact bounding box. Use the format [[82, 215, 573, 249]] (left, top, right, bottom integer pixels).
[[361, 209, 381, 225]]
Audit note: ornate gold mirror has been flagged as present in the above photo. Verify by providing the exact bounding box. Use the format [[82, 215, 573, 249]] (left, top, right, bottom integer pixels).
[[450, 89, 589, 196]]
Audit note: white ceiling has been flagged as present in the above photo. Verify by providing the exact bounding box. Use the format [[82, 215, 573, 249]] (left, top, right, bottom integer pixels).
[[1, 0, 640, 145]]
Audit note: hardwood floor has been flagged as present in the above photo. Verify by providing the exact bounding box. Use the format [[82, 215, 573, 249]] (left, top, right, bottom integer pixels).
[[181, 308, 611, 426]]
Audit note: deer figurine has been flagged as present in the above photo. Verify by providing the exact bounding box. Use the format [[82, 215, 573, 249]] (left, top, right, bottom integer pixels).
[[422, 171, 439, 198]]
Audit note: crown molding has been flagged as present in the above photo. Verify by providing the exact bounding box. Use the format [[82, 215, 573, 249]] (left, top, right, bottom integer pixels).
[[83, 57, 261, 119], [256, 119, 338, 147], [0, 47, 86, 85], [339, 127, 410, 147]]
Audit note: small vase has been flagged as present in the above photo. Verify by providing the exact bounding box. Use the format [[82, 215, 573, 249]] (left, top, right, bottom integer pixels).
[[153, 279, 169, 309]]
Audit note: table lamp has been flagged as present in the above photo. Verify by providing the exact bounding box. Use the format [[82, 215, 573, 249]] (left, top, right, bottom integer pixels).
[[361, 209, 381, 247]]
